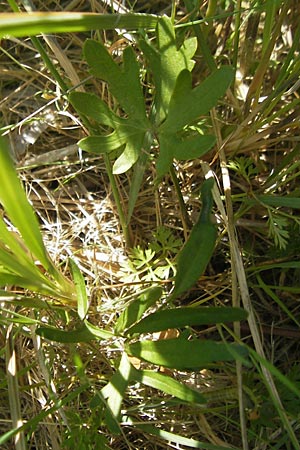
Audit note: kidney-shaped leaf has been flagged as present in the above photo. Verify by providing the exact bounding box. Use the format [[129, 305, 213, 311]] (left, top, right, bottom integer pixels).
[[126, 306, 247, 335], [126, 338, 248, 370]]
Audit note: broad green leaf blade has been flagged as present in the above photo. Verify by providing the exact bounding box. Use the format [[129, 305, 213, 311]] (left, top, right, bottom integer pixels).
[[173, 135, 216, 160], [160, 67, 234, 133], [0, 136, 53, 272], [78, 133, 127, 153], [140, 17, 197, 123], [0, 12, 158, 38], [171, 178, 217, 299], [69, 92, 122, 127], [69, 258, 88, 320], [115, 286, 163, 334], [36, 324, 95, 343], [126, 338, 248, 370], [101, 353, 134, 424], [84, 41, 147, 120], [127, 306, 248, 335], [135, 369, 206, 404]]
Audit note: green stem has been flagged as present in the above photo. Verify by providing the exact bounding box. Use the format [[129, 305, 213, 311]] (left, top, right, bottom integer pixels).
[[104, 154, 132, 248], [169, 165, 192, 230]]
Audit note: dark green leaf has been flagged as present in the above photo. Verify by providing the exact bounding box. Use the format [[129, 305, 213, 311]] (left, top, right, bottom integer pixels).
[[160, 67, 234, 133], [69, 92, 121, 127], [84, 41, 147, 120], [126, 338, 248, 370], [157, 133, 215, 177], [127, 306, 247, 335], [171, 178, 217, 299], [36, 324, 95, 343]]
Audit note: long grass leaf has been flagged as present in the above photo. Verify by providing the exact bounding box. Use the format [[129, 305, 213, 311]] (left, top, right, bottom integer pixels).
[[0, 12, 158, 38]]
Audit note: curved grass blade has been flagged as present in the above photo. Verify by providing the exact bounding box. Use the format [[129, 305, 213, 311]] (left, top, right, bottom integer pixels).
[[69, 258, 88, 320], [135, 369, 206, 404], [0, 12, 158, 38]]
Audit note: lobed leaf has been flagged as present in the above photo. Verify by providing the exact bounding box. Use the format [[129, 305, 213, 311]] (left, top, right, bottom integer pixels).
[[160, 67, 234, 134], [84, 41, 147, 120], [140, 17, 197, 124]]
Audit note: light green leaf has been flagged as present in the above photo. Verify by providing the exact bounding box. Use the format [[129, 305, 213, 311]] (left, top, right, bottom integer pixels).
[[140, 17, 197, 123], [69, 258, 88, 320], [84, 320, 114, 340], [101, 353, 134, 424], [135, 369, 206, 404], [0, 136, 53, 272], [115, 286, 163, 334], [0, 12, 158, 38], [112, 129, 145, 174], [126, 338, 248, 370], [78, 133, 127, 154], [160, 67, 234, 133], [126, 306, 247, 336]]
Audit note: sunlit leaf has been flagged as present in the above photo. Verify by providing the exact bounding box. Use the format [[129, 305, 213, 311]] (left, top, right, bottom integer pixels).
[[135, 369, 206, 403], [0, 12, 158, 38], [69, 258, 88, 320], [126, 306, 247, 335]]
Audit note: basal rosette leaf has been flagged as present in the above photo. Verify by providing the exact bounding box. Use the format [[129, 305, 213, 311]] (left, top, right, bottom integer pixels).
[[160, 67, 234, 134], [140, 16, 197, 124], [156, 133, 216, 178], [84, 40, 147, 120]]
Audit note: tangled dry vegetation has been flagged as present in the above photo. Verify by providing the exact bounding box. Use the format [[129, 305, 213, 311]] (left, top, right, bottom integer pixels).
[[1, 1, 300, 449]]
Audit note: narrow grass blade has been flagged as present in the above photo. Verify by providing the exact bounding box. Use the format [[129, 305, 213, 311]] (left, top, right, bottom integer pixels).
[[69, 258, 88, 320], [135, 369, 206, 404], [124, 418, 234, 450], [0, 12, 158, 38]]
